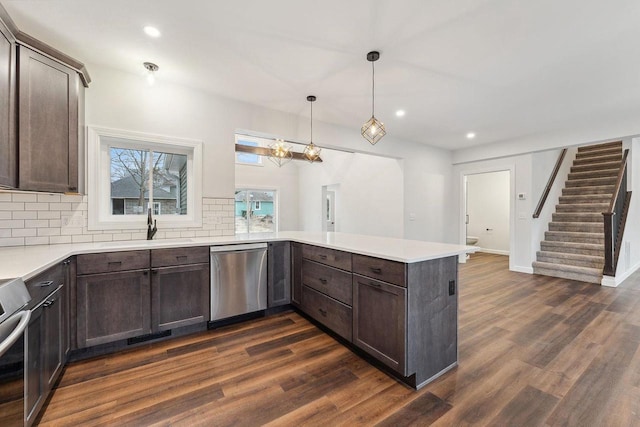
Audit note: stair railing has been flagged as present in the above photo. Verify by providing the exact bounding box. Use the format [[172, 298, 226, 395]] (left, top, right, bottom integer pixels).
[[533, 149, 567, 218], [603, 149, 631, 276]]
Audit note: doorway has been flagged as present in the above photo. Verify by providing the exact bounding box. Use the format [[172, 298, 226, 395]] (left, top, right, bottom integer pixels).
[[464, 170, 511, 257], [321, 184, 339, 232]]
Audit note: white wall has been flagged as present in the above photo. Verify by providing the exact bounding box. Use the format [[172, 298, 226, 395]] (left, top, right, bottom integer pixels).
[[297, 151, 404, 238], [466, 171, 510, 254], [86, 64, 455, 243]]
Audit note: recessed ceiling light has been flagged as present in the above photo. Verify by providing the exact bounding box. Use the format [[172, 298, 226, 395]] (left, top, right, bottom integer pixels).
[[395, 110, 406, 117], [466, 132, 476, 139], [144, 26, 161, 38]]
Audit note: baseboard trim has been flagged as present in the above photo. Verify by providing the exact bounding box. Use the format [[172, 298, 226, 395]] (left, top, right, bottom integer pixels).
[[601, 260, 640, 287], [512, 266, 534, 274], [478, 248, 510, 256]]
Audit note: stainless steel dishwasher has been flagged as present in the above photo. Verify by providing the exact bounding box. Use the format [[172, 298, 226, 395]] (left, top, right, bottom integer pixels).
[[210, 243, 268, 321]]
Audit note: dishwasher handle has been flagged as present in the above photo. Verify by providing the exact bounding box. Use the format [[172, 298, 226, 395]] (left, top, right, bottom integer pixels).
[[0, 310, 30, 357], [210, 243, 268, 253]]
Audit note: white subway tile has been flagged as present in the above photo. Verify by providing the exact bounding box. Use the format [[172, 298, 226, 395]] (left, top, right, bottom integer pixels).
[[0, 237, 24, 247], [38, 228, 61, 237], [71, 235, 93, 243], [25, 220, 48, 228], [61, 194, 83, 203], [112, 233, 132, 241], [222, 217, 235, 224], [165, 231, 181, 239], [49, 220, 62, 228], [210, 229, 223, 236], [12, 193, 37, 202], [92, 234, 113, 242], [12, 229, 36, 237], [180, 231, 196, 238], [61, 227, 83, 236], [131, 232, 146, 240], [0, 229, 10, 238], [25, 237, 49, 245], [49, 202, 72, 211], [37, 194, 61, 203], [0, 212, 11, 220], [0, 219, 25, 229], [13, 211, 37, 220], [195, 230, 210, 237], [0, 202, 25, 211], [49, 236, 72, 244], [24, 203, 49, 211], [38, 211, 61, 220], [0, 193, 12, 202]]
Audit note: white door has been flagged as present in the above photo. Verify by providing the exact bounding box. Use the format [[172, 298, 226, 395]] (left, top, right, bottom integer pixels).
[[326, 191, 335, 232]]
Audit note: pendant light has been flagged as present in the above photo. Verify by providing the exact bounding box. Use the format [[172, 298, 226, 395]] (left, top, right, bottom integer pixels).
[[361, 51, 386, 145], [303, 95, 321, 162], [268, 138, 293, 167]]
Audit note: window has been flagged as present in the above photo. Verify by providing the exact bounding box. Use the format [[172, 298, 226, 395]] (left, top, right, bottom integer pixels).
[[88, 127, 203, 230], [235, 189, 276, 234], [235, 135, 263, 165]]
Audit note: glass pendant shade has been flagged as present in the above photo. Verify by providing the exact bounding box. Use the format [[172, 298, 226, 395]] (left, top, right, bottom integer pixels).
[[303, 95, 321, 162], [362, 51, 385, 144], [361, 115, 386, 145], [268, 139, 293, 167]]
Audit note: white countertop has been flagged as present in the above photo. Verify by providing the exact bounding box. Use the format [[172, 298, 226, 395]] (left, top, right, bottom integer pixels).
[[0, 232, 477, 281]]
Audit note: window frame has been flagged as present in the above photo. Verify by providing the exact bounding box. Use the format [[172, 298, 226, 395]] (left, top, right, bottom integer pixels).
[[254, 201, 261, 211], [87, 126, 203, 230]]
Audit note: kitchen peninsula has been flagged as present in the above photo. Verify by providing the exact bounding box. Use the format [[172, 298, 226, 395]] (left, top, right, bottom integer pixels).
[[0, 232, 474, 397]]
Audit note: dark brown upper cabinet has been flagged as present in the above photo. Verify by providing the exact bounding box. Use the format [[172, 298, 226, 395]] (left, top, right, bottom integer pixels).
[[18, 45, 80, 193], [0, 20, 16, 188]]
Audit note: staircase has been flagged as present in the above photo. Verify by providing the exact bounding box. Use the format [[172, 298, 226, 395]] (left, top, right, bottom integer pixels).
[[533, 141, 622, 284]]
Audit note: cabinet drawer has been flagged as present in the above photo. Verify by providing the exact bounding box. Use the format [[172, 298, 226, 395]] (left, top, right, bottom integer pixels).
[[352, 254, 406, 287], [77, 251, 150, 275], [26, 263, 63, 306], [152, 246, 209, 267], [302, 285, 352, 341], [302, 260, 352, 306], [302, 244, 352, 271]]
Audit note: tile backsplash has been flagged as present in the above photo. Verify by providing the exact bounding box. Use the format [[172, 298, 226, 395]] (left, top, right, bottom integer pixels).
[[0, 192, 235, 247]]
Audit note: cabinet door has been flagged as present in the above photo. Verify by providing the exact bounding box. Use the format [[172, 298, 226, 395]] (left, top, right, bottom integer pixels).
[[76, 270, 151, 348], [151, 263, 209, 331], [267, 241, 291, 307], [18, 45, 79, 193], [26, 304, 43, 426], [42, 286, 64, 390], [0, 22, 15, 188], [353, 274, 407, 374], [290, 243, 302, 306]]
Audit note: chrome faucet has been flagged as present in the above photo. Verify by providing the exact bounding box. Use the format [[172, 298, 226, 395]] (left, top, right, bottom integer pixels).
[[147, 208, 157, 240]]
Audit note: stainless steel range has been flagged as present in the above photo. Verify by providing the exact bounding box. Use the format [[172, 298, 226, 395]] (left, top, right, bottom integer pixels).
[[0, 278, 32, 426]]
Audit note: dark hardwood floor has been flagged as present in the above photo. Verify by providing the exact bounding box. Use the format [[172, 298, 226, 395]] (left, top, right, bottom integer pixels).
[[37, 253, 640, 426]]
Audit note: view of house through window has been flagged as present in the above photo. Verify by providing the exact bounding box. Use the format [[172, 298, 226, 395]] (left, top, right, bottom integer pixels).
[[110, 147, 188, 216], [235, 189, 276, 233]]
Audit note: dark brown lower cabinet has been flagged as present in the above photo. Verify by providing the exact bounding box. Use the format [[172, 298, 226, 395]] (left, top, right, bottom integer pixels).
[[26, 285, 65, 426], [151, 263, 209, 331], [268, 241, 291, 307], [353, 274, 407, 374], [290, 243, 302, 306], [76, 269, 151, 348]]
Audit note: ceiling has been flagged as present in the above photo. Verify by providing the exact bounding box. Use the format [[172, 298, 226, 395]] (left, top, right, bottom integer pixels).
[[3, 0, 640, 150]]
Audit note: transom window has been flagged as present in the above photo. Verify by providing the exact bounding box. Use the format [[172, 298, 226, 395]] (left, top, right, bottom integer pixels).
[[88, 127, 203, 230], [235, 135, 264, 166]]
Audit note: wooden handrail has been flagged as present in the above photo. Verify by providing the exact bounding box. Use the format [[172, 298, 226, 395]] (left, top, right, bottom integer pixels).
[[533, 149, 567, 218], [606, 149, 629, 213]]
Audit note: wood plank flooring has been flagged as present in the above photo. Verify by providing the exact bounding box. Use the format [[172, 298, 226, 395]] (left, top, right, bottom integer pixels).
[[36, 253, 640, 426]]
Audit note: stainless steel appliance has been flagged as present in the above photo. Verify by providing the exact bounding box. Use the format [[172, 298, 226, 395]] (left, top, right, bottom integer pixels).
[[0, 278, 31, 426], [210, 243, 267, 321]]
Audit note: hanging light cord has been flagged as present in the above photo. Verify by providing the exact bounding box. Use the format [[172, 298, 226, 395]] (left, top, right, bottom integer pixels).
[[310, 99, 313, 143], [371, 60, 375, 116]]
